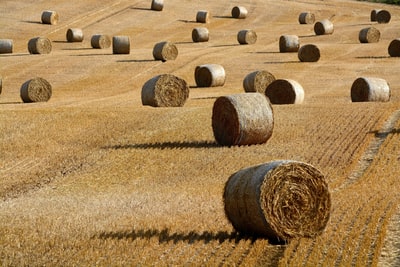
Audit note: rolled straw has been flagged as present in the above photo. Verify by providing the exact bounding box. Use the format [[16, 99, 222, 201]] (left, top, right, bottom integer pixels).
[[196, 10, 210, 23], [28, 37, 52, 54], [152, 41, 178, 61], [151, 0, 164, 11], [359, 27, 380, 43], [314, 19, 334, 35], [265, 79, 304, 104], [231, 6, 248, 19], [243, 70, 276, 93], [112, 36, 130, 54], [20, 77, 52, 103], [279, 35, 300, 52], [237, 29, 257, 45], [192, 27, 209, 42], [351, 77, 390, 102], [66, 28, 84, 42], [298, 44, 320, 62], [91, 34, 111, 49], [376, 10, 391, 23], [299, 12, 315, 24], [0, 39, 13, 54], [388, 38, 400, 57], [41, 10, 59, 25], [195, 64, 226, 87]]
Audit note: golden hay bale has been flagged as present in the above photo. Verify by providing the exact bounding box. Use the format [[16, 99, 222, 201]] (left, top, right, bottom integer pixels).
[[212, 93, 274, 146], [196, 10, 210, 23], [141, 74, 189, 107], [314, 19, 334, 35], [195, 64, 226, 87], [20, 77, 52, 103], [265, 79, 304, 104], [237, 29, 257, 45], [152, 41, 178, 61], [224, 160, 331, 240], [388, 38, 400, 57], [359, 27, 380, 43], [151, 0, 164, 11], [298, 44, 320, 62], [298, 12, 315, 24], [279, 35, 300, 53], [376, 10, 391, 24], [41, 10, 59, 25], [112, 36, 130, 54], [243, 70, 276, 93], [231, 6, 248, 19], [351, 77, 390, 102], [91, 34, 111, 49], [66, 28, 84, 42], [192, 27, 209, 42], [0, 39, 13, 54], [28, 37, 52, 54]]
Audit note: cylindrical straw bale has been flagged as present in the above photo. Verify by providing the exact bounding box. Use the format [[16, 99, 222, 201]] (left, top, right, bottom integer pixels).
[[265, 79, 304, 104], [237, 29, 257, 45], [91, 34, 111, 49], [0, 39, 13, 54], [196, 10, 210, 23], [314, 19, 334, 35], [376, 10, 391, 24], [224, 160, 331, 240], [66, 28, 84, 42], [195, 64, 226, 87], [298, 12, 315, 24], [112, 36, 130, 54], [212, 93, 274, 146], [141, 74, 189, 107], [243, 70, 276, 93], [351, 77, 390, 102], [388, 38, 400, 57], [279, 35, 299, 52], [298, 44, 320, 62], [192, 27, 209, 42], [370, 9, 380, 21], [41, 10, 59, 25], [20, 77, 52, 103], [28, 37, 52, 54], [359, 27, 380, 43], [151, 0, 164, 11], [152, 41, 178, 61], [231, 6, 248, 19]]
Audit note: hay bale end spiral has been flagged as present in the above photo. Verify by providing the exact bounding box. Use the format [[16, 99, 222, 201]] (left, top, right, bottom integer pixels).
[[28, 37, 52, 54], [152, 41, 178, 61], [20, 77, 52, 103], [243, 70, 276, 94]]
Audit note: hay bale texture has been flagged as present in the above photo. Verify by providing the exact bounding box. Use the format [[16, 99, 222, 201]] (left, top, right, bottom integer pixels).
[[351, 77, 390, 102], [91, 34, 111, 49], [388, 38, 400, 57], [20, 77, 52, 103], [66, 28, 84, 42], [212, 93, 274, 146], [196, 10, 210, 23], [359, 27, 380, 43], [151, 0, 164, 11], [237, 29, 257, 45], [376, 10, 391, 23], [231, 6, 248, 19], [279, 35, 300, 52], [243, 70, 276, 93], [298, 44, 320, 62], [153, 41, 178, 61], [265, 79, 304, 104], [41, 10, 59, 25], [192, 27, 209, 42], [28, 37, 52, 54], [224, 160, 331, 240], [314, 19, 334, 35], [112, 36, 130, 54], [0, 39, 13, 54], [195, 64, 225, 87], [298, 12, 315, 24]]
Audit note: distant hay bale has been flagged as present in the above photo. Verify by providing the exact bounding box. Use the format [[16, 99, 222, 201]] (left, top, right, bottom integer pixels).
[[265, 79, 304, 104], [196, 10, 210, 23], [151, 0, 164, 11], [237, 29, 257, 45], [314, 19, 334, 35], [0, 39, 13, 54], [112, 36, 130, 54], [351, 77, 390, 102], [66, 28, 84, 42], [212, 93, 274, 146], [231, 6, 248, 19], [28, 37, 52, 54], [91, 34, 111, 49], [192, 27, 209, 42], [195, 64, 225, 87], [224, 160, 331, 240], [152, 41, 178, 61], [141, 74, 189, 107], [370, 9, 380, 21], [243, 70, 276, 93], [298, 12, 315, 24], [359, 27, 380, 43], [279, 35, 300, 52], [388, 38, 400, 57], [376, 10, 391, 24], [298, 44, 320, 62], [20, 77, 52, 103], [41, 10, 59, 25]]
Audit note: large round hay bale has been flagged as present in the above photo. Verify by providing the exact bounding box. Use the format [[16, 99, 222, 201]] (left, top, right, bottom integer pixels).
[[224, 160, 331, 240], [314, 19, 334, 35], [243, 70, 276, 93], [28, 37, 52, 54], [265, 79, 304, 104], [370, 9, 380, 22], [91, 34, 111, 49], [237, 29, 257, 45], [66, 28, 84, 42], [279, 35, 299, 53], [151, 0, 164, 11], [231, 6, 248, 19], [351, 77, 390, 102], [41, 10, 59, 25], [388, 38, 400, 57], [141, 74, 189, 107], [192, 27, 209, 42], [359, 27, 380, 43], [376, 10, 391, 24], [20, 77, 52, 103], [298, 12, 315, 24], [195, 64, 226, 87], [0, 39, 13, 54], [212, 93, 274, 146], [196, 10, 210, 23], [298, 44, 320, 62], [152, 41, 178, 61], [112, 36, 130, 54]]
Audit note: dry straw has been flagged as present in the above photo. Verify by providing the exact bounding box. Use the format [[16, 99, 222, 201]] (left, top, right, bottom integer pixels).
[[243, 70, 276, 93], [66, 28, 84, 42], [359, 27, 380, 43], [151, 0, 164, 11], [152, 41, 178, 61], [141, 74, 189, 107], [279, 35, 300, 52], [28, 37, 52, 54], [265, 79, 304, 104], [376, 10, 391, 23], [195, 64, 225, 87], [112, 36, 130, 54], [41, 10, 59, 25], [192, 27, 209, 42], [212, 93, 274, 146], [351, 77, 390, 102], [224, 160, 331, 240], [388, 38, 400, 57], [0, 39, 13, 54], [298, 44, 320, 62], [314, 19, 334, 35], [196, 10, 210, 23], [231, 6, 248, 19], [298, 12, 315, 24], [20, 77, 52, 103], [237, 29, 257, 45], [91, 34, 111, 49]]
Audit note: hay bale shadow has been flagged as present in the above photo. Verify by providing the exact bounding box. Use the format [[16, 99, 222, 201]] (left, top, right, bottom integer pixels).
[[102, 141, 219, 150]]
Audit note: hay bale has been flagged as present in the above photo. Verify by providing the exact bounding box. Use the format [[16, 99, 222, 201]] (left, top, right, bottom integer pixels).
[[298, 44, 320, 62], [237, 29, 257, 45], [279, 35, 300, 53], [212, 93, 274, 146], [151, 0, 164, 11], [265, 79, 304, 104], [195, 64, 226, 87], [196, 10, 210, 23], [66, 28, 84, 42], [91, 34, 111, 49], [152, 41, 178, 61], [388, 38, 400, 57], [192, 27, 209, 42], [231, 6, 248, 19], [351, 77, 390, 102], [224, 160, 331, 240], [112, 36, 130, 54], [243, 70, 276, 93], [370, 9, 380, 22], [298, 12, 315, 24], [28, 37, 52, 54], [376, 10, 391, 24], [314, 19, 334, 35], [359, 27, 380, 43], [141, 74, 189, 107], [20, 77, 52, 103], [41, 10, 59, 25], [0, 39, 13, 54]]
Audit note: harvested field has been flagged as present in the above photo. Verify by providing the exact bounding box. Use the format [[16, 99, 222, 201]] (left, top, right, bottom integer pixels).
[[1, 0, 400, 266]]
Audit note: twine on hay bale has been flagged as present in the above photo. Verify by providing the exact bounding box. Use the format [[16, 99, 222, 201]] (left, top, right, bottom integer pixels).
[[91, 34, 111, 49], [388, 38, 400, 57], [141, 74, 189, 107], [298, 44, 320, 62], [153, 41, 178, 61], [298, 12, 315, 24], [112, 36, 130, 54], [351, 77, 390, 102], [314, 19, 334, 35], [151, 0, 164, 11], [192, 27, 209, 42], [279, 35, 300, 53], [359, 27, 380, 43], [20, 77, 52, 103], [66, 28, 84, 42], [237, 29, 257, 45], [196, 10, 210, 23], [243, 70, 276, 93], [212, 93, 274, 146], [231, 6, 248, 19], [28, 37, 52, 54], [0, 39, 13, 54], [195, 64, 225, 87], [224, 160, 331, 240], [376, 10, 391, 24], [41, 10, 59, 25], [265, 79, 304, 104]]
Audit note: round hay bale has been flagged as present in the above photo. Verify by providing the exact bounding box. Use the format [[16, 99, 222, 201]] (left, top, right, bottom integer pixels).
[[298, 12, 315, 24], [0, 39, 13, 54], [351, 77, 390, 102], [370, 9, 380, 22], [195, 64, 226, 87], [41, 10, 59, 25], [28, 37, 52, 54], [279, 35, 300, 53], [388, 38, 400, 57], [91, 34, 111, 49], [112, 36, 130, 54], [314, 19, 334, 35], [152, 41, 178, 61], [66, 28, 84, 42], [376, 10, 391, 24], [231, 6, 248, 19], [141, 74, 189, 107], [265, 79, 304, 104], [298, 44, 320, 62], [237, 29, 257, 45], [196, 10, 210, 23], [359, 27, 380, 43], [20, 77, 52, 103], [212, 93, 274, 146], [192, 27, 209, 42], [243, 70, 276, 93], [151, 0, 164, 11], [223, 160, 331, 240]]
